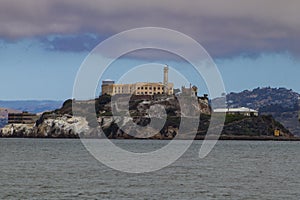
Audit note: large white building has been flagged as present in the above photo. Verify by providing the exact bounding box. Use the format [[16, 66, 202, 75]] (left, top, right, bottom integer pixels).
[[101, 66, 174, 96]]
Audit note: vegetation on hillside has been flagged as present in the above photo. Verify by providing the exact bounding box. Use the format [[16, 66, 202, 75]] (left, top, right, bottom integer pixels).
[[213, 87, 300, 136], [39, 94, 293, 138]]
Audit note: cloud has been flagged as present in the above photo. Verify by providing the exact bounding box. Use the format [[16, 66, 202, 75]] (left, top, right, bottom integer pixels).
[[0, 0, 300, 58]]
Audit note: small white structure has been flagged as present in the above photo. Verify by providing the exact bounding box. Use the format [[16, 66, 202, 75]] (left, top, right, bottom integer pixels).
[[213, 107, 258, 116]]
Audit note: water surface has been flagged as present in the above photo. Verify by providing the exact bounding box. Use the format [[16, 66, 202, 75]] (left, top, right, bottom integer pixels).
[[0, 139, 299, 199]]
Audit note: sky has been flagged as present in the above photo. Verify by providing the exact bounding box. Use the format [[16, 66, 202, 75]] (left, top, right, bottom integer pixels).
[[0, 0, 300, 100]]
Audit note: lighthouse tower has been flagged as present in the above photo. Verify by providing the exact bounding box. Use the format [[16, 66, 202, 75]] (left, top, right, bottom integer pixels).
[[163, 65, 169, 94]]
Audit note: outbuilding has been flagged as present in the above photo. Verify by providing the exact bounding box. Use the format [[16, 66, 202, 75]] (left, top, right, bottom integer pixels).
[[213, 107, 258, 116]]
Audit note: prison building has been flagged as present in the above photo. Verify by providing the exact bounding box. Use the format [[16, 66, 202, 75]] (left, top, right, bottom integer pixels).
[[8, 112, 38, 124], [101, 66, 174, 96]]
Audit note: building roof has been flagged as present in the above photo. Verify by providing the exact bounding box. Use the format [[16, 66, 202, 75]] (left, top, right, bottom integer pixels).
[[213, 107, 258, 113], [103, 79, 114, 82]]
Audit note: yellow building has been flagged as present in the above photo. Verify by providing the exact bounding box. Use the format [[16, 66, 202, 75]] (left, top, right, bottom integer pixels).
[[274, 129, 280, 137], [101, 66, 174, 96]]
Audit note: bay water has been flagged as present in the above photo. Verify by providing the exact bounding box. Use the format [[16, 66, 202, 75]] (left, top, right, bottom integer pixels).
[[0, 139, 299, 199]]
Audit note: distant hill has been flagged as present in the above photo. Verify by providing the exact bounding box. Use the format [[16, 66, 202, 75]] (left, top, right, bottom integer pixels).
[[0, 108, 21, 117], [0, 100, 63, 114], [213, 87, 300, 135], [226, 87, 299, 110]]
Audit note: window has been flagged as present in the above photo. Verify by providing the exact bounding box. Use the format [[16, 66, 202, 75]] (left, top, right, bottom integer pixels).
[[145, 87, 147, 89], [141, 87, 143, 89], [158, 87, 160, 90], [157, 92, 160, 94], [138, 87, 140, 89], [154, 87, 156, 90], [149, 92, 152, 94], [145, 92, 147, 94], [149, 87, 152, 90]]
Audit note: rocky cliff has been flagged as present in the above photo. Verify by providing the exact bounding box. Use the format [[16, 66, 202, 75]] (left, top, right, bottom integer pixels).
[[0, 115, 89, 138], [0, 94, 295, 139]]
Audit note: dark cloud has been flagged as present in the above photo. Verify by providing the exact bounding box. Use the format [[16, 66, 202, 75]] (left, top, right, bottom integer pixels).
[[0, 0, 300, 58]]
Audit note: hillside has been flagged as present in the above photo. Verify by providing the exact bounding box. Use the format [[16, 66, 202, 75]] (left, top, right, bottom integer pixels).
[[226, 87, 299, 110], [214, 87, 300, 135]]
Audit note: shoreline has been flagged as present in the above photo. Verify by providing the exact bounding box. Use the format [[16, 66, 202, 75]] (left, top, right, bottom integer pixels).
[[196, 135, 300, 141], [1, 135, 300, 141]]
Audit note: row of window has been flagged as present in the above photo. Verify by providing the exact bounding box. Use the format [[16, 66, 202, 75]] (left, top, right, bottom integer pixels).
[[136, 91, 163, 95], [136, 87, 173, 90], [112, 87, 173, 94], [137, 86, 161, 90], [113, 86, 173, 91]]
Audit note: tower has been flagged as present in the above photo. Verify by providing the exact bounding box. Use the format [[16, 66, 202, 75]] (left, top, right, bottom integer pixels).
[[163, 65, 169, 94]]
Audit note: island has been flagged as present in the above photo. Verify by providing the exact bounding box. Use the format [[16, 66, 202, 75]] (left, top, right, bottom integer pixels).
[[0, 93, 298, 140], [0, 66, 299, 140]]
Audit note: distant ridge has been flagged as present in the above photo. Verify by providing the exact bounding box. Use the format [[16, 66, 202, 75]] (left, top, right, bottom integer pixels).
[[0, 100, 63, 114], [0, 108, 22, 115]]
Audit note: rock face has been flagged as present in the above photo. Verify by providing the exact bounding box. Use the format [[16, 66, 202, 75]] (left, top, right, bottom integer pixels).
[[35, 115, 90, 138], [98, 115, 293, 139], [0, 115, 90, 138], [0, 123, 35, 137]]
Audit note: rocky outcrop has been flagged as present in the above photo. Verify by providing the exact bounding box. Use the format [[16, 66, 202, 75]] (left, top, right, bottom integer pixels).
[[35, 115, 90, 138], [100, 115, 293, 139], [0, 115, 90, 138], [0, 113, 294, 139], [0, 123, 35, 137]]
